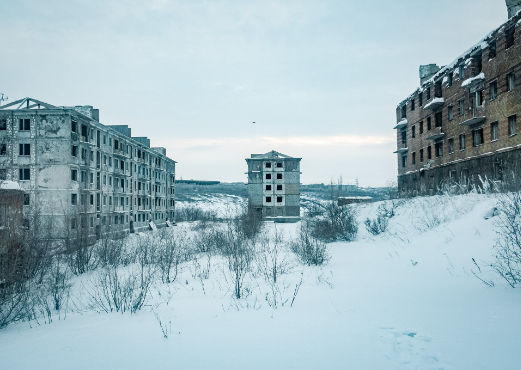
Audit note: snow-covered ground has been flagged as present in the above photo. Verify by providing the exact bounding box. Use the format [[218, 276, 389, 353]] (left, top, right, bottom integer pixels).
[[1, 193, 521, 370]]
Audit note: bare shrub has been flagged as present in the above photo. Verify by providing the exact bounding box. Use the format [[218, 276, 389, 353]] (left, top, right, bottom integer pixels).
[[156, 229, 189, 283], [308, 201, 358, 242], [364, 202, 395, 235], [291, 221, 330, 266], [222, 222, 254, 299], [237, 205, 262, 240], [491, 191, 521, 287], [174, 205, 218, 223], [257, 228, 293, 284]]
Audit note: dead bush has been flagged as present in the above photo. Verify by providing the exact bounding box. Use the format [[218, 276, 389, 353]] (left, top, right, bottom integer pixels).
[[291, 221, 330, 266]]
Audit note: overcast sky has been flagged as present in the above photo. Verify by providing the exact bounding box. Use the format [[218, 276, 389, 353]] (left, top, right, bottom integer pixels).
[[0, 0, 510, 186]]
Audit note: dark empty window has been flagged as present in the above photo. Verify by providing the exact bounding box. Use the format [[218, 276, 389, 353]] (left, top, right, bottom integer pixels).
[[490, 81, 497, 100], [411, 99, 415, 111], [419, 92, 423, 106], [266, 185, 272, 191], [412, 125, 416, 138], [71, 194, 77, 205], [420, 148, 424, 162], [277, 196, 283, 203], [71, 121, 77, 133], [71, 169, 78, 181], [426, 86, 431, 100], [19, 168, 30, 181], [401, 105, 406, 119], [265, 162, 271, 168], [448, 105, 454, 121], [427, 117, 432, 131], [435, 142, 443, 157], [277, 162, 282, 168], [401, 155, 407, 168], [473, 128, 484, 146], [489, 39, 497, 58], [460, 134, 466, 150], [19, 118, 30, 131], [412, 152, 416, 165], [401, 128, 407, 144], [459, 99, 465, 115], [0, 118, 6, 130], [0, 144, 6, 156], [419, 121, 424, 134], [507, 72, 515, 91], [459, 64, 465, 79], [277, 184, 283, 191], [266, 196, 272, 203], [508, 115, 517, 136], [277, 173, 282, 180], [19, 143, 30, 156], [71, 145, 78, 157], [23, 194, 30, 206], [449, 138, 454, 153], [266, 174, 271, 180], [427, 146, 432, 159], [491, 121, 499, 141], [435, 112, 442, 127], [434, 82, 442, 98], [447, 73, 453, 87], [506, 26, 515, 49]]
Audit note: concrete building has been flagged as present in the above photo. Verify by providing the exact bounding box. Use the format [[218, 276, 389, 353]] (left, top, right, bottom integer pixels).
[[246, 150, 301, 221], [395, 2, 521, 195], [0, 97, 176, 240]]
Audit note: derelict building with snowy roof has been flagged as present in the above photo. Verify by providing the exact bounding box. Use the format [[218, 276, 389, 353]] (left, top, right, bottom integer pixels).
[[395, 1, 521, 195]]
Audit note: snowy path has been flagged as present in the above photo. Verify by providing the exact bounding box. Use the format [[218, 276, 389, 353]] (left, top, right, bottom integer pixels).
[[1, 194, 521, 369]]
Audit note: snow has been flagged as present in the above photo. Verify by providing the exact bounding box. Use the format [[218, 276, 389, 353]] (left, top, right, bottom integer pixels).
[[461, 72, 485, 88], [0, 180, 22, 190], [1, 193, 521, 369], [423, 97, 444, 110]]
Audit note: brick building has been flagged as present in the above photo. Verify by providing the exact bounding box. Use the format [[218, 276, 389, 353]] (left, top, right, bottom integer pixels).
[[246, 151, 301, 221], [395, 3, 521, 195], [0, 97, 176, 240]]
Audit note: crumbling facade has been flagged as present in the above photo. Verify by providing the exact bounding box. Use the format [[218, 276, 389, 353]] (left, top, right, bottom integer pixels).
[[0, 98, 176, 240], [246, 151, 301, 221], [395, 3, 521, 195]]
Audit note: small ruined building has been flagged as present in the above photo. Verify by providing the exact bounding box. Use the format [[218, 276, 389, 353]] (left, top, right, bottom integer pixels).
[[0, 98, 177, 241], [395, 1, 521, 195], [246, 151, 301, 222]]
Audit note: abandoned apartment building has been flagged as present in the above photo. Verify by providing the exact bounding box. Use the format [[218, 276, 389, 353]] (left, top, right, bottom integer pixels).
[[395, 1, 521, 195], [0, 97, 176, 240], [246, 151, 301, 222]]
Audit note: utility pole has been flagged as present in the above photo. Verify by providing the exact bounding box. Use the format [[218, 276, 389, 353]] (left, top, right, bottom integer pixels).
[[0, 93, 7, 106]]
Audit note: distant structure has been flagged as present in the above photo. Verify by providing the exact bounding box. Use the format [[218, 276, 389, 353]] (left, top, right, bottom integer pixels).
[[395, 2, 521, 195], [0, 97, 177, 240], [175, 180, 220, 186], [246, 151, 301, 222]]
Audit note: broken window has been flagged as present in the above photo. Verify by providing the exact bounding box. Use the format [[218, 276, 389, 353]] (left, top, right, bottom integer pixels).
[[276, 162, 283, 168], [459, 99, 465, 115], [277, 184, 283, 191], [459, 64, 465, 79], [266, 196, 272, 203], [411, 125, 416, 138], [277, 196, 283, 203], [435, 112, 442, 128], [489, 81, 497, 100], [473, 128, 484, 146], [435, 142, 443, 157], [507, 72, 515, 92], [427, 146, 432, 159], [81, 124, 88, 138], [412, 152, 416, 165], [71, 145, 78, 157], [449, 138, 454, 153], [276, 173, 282, 180], [19, 168, 30, 181], [420, 148, 424, 162], [459, 134, 466, 150], [419, 121, 424, 134], [447, 73, 453, 87], [411, 99, 415, 111], [506, 26, 515, 49], [434, 82, 442, 98], [0, 118, 6, 130], [401, 128, 407, 144], [266, 174, 271, 180], [401, 105, 406, 119], [491, 121, 499, 141], [265, 162, 272, 168], [19, 119, 30, 131], [0, 169, 6, 180], [0, 144, 6, 156], [22, 193, 30, 206], [508, 115, 517, 136], [71, 169, 78, 181], [426, 86, 431, 100], [401, 155, 407, 168], [19, 143, 30, 156], [475, 90, 484, 107], [71, 121, 77, 133], [427, 117, 432, 131], [419, 92, 423, 106], [266, 185, 272, 191], [489, 39, 497, 59], [90, 172, 94, 184], [71, 194, 77, 205]]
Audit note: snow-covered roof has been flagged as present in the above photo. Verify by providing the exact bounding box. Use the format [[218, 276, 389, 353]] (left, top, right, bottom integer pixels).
[[0, 181, 22, 190], [461, 72, 486, 88], [249, 150, 299, 160], [423, 97, 445, 110]]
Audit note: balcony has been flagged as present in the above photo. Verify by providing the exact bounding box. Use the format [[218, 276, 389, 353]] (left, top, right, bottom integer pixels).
[[393, 118, 408, 130], [425, 126, 445, 141], [461, 72, 485, 90], [424, 97, 445, 110], [460, 104, 486, 126]]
